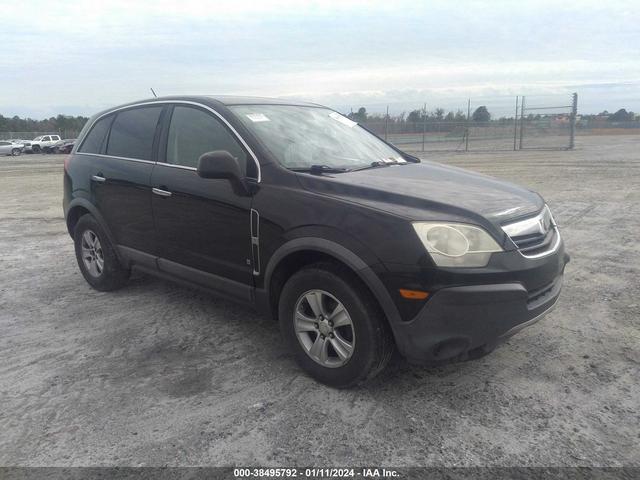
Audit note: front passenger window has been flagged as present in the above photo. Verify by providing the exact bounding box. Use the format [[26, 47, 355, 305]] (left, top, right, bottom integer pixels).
[[166, 106, 248, 172]]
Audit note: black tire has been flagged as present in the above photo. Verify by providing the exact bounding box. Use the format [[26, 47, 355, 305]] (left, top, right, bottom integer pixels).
[[32, 145, 41, 154], [73, 214, 129, 291], [11, 148, 21, 156], [278, 262, 394, 388]]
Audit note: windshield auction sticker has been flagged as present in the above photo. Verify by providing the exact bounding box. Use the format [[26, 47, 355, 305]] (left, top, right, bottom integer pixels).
[[246, 113, 270, 122]]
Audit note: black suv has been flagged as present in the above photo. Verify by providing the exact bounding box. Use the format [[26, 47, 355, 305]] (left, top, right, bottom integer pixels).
[[63, 96, 569, 387]]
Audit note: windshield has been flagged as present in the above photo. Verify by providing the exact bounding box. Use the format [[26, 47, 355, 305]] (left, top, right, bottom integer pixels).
[[229, 105, 404, 170], [33, 136, 43, 141]]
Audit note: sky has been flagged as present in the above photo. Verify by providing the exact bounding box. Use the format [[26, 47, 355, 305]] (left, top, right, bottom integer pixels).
[[1, 0, 639, 118]]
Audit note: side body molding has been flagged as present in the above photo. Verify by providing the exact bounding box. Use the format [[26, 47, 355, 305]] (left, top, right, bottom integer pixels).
[[261, 237, 402, 328]]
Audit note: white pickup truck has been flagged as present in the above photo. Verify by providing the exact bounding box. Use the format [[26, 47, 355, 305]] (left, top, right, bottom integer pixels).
[[23, 135, 61, 153]]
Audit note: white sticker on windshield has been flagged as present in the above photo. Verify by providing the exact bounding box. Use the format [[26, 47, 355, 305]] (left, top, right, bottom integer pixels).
[[329, 111, 357, 128], [246, 113, 270, 122]]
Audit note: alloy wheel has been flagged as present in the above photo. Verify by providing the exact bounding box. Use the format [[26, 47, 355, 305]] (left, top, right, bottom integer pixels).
[[81, 229, 104, 277], [294, 289, 355, 368]]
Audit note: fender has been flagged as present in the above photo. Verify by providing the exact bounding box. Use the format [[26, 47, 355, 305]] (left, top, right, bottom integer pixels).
[[262, 237, 402, 328], [65, 197, 123, 263]]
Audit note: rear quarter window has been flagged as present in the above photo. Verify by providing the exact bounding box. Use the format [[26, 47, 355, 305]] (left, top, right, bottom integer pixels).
[[106, 106, 162, 160], [78, 115, 113, 154]]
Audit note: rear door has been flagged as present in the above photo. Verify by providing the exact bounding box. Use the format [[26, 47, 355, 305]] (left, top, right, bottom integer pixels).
[[151, 104, 254, 301], [78, 105, 164, 259]]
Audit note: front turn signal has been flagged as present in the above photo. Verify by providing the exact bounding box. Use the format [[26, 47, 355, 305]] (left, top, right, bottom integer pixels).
[[399, 289, 430, 300]]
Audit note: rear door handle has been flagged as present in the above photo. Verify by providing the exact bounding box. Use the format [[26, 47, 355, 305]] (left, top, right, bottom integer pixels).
[[91, 174, 106, 183], [152, 187, 172, 197]]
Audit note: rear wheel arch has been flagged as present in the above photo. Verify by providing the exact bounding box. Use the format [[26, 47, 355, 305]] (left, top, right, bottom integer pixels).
[[264, 238, 403, 335], [66, 205, 91, 237], [65, 200, 121, 263]]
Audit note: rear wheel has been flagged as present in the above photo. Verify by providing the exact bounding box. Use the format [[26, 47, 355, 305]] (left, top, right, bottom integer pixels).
[[279, 262, 394, 388], [11, 148, 21, 156], [74, 214, 129, 291]]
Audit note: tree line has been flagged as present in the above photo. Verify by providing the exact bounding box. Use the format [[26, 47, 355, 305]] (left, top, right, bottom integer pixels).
[[581, 109, 636, 122], [346, 106, 638, 124], [0, 114, 89, 135], [347, 106, 492, 124]]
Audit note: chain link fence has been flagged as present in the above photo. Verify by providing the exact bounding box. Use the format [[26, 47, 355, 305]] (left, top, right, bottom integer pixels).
[[340, 94, 579, 152]]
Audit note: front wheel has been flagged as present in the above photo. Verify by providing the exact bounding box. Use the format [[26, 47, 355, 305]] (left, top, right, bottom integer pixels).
[[11, 148, 21, 156], [73, 214, 129, 291], [279, 263, 394, 388], [32, 145, 41, 154]]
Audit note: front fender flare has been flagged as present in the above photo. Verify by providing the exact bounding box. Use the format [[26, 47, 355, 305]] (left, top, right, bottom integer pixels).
[[263, 237, 402, 327]]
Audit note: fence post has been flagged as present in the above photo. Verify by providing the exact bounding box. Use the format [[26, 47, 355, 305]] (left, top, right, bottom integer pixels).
[[569, 92, 578, 150], [422, 103, 426, 152], [513, 96, 519, 151], [519, 96, 526, 150], [384, 105, 389, 142], [465, 99, 470, 151]]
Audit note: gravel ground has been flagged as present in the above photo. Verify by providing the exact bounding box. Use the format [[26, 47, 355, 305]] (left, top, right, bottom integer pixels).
[[0, 135, 638, 467]]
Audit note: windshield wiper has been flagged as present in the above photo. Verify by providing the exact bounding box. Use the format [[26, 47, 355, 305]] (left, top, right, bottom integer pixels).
[[289, 164, 350, 175], [351, 159, 406, 172]]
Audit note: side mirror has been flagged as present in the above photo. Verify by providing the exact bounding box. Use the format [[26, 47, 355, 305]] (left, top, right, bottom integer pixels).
[[197, 150, 242, 180], [197, 150, 253, 195]]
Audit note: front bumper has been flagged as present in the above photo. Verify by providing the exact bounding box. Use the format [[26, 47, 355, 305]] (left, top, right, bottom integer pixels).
[[389, 245, 569, 364]]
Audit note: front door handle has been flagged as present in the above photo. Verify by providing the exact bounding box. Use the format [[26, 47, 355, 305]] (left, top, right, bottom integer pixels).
[[152, 187, 172, 197], [91, 174, 106, 183]]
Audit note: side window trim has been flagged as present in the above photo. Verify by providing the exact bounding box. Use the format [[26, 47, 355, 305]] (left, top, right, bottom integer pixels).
[[75, 100, 261, 181]]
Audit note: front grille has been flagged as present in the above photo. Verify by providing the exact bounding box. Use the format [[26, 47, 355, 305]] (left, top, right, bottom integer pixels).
[[511, 228, 557, 256], [501, 205, 560, 258]]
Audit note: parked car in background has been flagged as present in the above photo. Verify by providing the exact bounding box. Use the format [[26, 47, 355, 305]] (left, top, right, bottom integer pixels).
[[23, 135, 61, 153], [53, 139, 76, 154], [0, 140, 23, 156]]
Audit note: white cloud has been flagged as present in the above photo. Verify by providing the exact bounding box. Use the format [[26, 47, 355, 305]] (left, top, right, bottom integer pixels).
[[2, 0, 639, 117]]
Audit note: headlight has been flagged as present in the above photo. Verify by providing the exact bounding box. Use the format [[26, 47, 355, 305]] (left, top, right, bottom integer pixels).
[[412, 222, 503, 267]]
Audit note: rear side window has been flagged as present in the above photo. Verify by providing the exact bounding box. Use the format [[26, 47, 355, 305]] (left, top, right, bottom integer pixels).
[[107, 106, 162, 160], [166, 106, 248, 172], [79, 115, 112, 154]]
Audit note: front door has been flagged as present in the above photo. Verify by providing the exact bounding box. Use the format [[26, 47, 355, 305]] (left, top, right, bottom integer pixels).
[[151, 104, 254, 301]]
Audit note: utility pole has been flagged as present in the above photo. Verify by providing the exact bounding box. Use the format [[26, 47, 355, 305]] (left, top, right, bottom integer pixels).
[[465, 99, 471, 151], [513, 96, 519, 151], [385, 105, 389, 142], [569, 92, 578, 150], [422, 103, 427, 152], [519, 96, 526, 150]]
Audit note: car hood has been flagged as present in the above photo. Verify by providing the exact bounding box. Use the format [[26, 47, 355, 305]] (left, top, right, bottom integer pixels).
[[296, 161, 544, 227]]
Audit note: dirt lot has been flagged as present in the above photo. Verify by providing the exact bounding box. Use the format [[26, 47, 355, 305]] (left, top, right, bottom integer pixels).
[[1, 135, 638, 467]]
